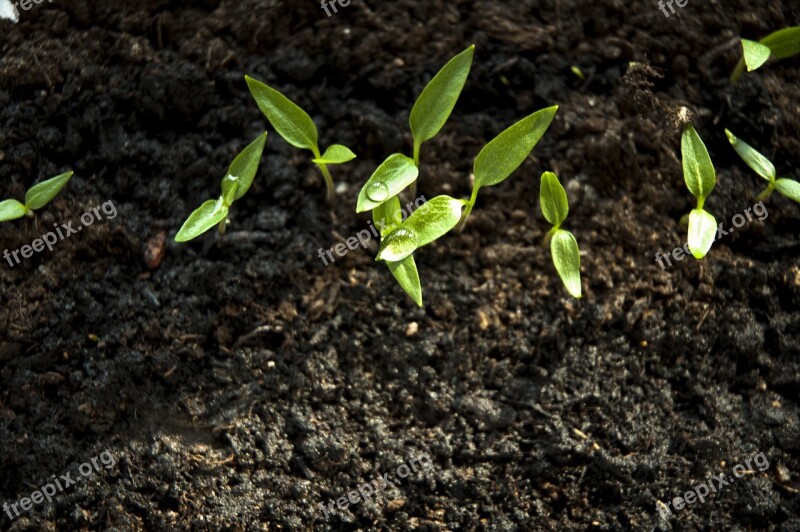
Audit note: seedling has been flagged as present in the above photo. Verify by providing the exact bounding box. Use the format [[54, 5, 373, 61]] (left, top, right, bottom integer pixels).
[[0, 171, 73, 222], [363, 104, 558, 305], [681, 124, 717, 259], [175, 132, 267, 242], [731, 26, 800, 81], [540, 171, 582, 298], [245, 75, 356, 204], [725, 129, 800, 203]]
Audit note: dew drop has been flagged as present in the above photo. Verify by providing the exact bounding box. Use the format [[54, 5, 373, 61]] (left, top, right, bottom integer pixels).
[[366, 182, 389, 202]]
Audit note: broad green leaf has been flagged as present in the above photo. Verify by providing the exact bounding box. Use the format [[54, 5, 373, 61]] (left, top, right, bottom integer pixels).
[[226, 132, 268, 200], [387, 255, 423, 307], [376, 195, 466, 262], [312, 144, 357, 165], [175, 198, 229, 242], [24, 171, 73, 211], [373, 195, 403, 235], [550, 229, 582, 299], [473, 105, 558, 189], [681, 124, 716, 205], [687, 208, 717, 259], [775, 178, 800, 203], [540, 171, 569, 228], [725, 129, 775, 182], [760, 26, 800, 59], [245, 75, 319, 153], [221, 176, 240, 206], [0, 199, 27, 222], [742, 39, 772, 71], [356, 154, 419, 213], [409, 45, 474, 147]]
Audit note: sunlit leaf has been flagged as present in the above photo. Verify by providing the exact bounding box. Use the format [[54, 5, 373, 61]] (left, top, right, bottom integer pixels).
[[312, 144, 357, 165], [681, 124, 716, 205], [550, 229, 582, 298], [775, 178, 800, 203], [0, 199, 27, 222], [227, 132, 268, 200], [540, 171, 569, 228], [356, 154, 419, 213], [245, 75, 319, 153], [24, 171, 73, 211], [175, 198, 229, 242], [725, 129, 775, 182], [688, 208, 717, 259]]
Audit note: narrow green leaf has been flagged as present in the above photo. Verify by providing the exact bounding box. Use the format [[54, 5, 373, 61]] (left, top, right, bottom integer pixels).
[[221, 176, 240, 206], [387, 255, 423, 307], [742, 39, 772, 71], [687, 208, 717, 259], [356, 154, 419, 213], [775, 178, 800, 203], [376, 195, 465, 262], [244, 75, 319, 153], [24, 171, 73, 211], [681, 124, 716, 205], [312, 144, 357, 165], [226, 132, 268, 201], [409, 45, 474, 147], [540, 171, 569, 228], [175, 198, 229, 242], [550, 229, 582, 299], [725, 129, 775, 182], [0, 199, 27, 222], [473, 106, 558, 189], [373, 195, 403, 235], [759, 26, 800, 59]]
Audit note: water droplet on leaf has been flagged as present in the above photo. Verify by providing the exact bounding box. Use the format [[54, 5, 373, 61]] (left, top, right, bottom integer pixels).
[[366, 182, 389, 202]]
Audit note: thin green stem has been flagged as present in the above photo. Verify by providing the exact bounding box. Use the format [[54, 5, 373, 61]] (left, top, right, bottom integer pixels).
[[456, 186, 480, 233], [542, 227, 557, 247], [755, 183, 774, 202], [410, 142, 421, 199], [317, 163, 335, 205], [217, 215, 229, 236]]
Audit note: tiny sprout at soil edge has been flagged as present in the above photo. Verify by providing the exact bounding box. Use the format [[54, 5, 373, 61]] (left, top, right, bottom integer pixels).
[[175, 132, 267, 242], [731, 26, 800, 81], [725, 129, 800, 204], [540, 171, 582, 298], [0, 171, 73, 223], [681, 124, 717, 259], [245, 75, 356, 204]]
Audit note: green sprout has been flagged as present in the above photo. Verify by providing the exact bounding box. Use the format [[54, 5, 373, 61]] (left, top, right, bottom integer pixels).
[[681, 124, 717, 259], [731, 26, 800, 81], [725, 129, 800, 203], [0, 171, 73, 222], [245, 75, 356, 204], [362, 104, 557, 306], [175, 132, 267, 242], [540, 171, 582, 298]]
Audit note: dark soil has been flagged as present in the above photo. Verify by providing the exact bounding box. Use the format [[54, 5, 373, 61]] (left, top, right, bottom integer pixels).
[[1, 0, 799, 530]]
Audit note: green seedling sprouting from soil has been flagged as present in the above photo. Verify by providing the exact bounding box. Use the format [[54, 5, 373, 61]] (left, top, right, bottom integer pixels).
[[0, 171, 73, 222], [540, 171, 582, 298], [175, 132, 267, 242], [725, 129, 800, 203], [362, 101, 557, 306], [731, 26, 800, 81], [245, 75, 356, 204], [681, 124, 717, 259]]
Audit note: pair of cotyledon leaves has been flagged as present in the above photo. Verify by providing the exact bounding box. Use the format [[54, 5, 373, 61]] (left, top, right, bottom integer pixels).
[[733, 26, 800, 81], [0, 171, 73, 222], [725, 129, 800, 203]]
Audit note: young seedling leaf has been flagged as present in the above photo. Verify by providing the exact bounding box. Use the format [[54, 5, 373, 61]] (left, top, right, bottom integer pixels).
[[775, 178, 800, 203], [725, 129, 775, 182], [0, 199, 27, 222], [387, 256, 423, 307], [550, 229, 582, 298], [681, 124, 716, 205], [687, 208, 717, 259], [376, 195, 466, 262], [245, 75, 319, 153], [409, 45, 474, 148], [221, 176, 240, 206], [760, 26, 800, 59], [24, 171, 73, 211], [312, 144, 357, 165], [175, 198, 229, 242], [227, 132, 268, 200], [540, 171, 569, 228], [473, 106, 558, 190], [356, 154, 419, 213], [742, 39, 772, 71]]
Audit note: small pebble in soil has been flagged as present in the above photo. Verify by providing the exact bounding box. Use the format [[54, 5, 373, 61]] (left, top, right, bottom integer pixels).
[[406, 322, 418, 336]]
